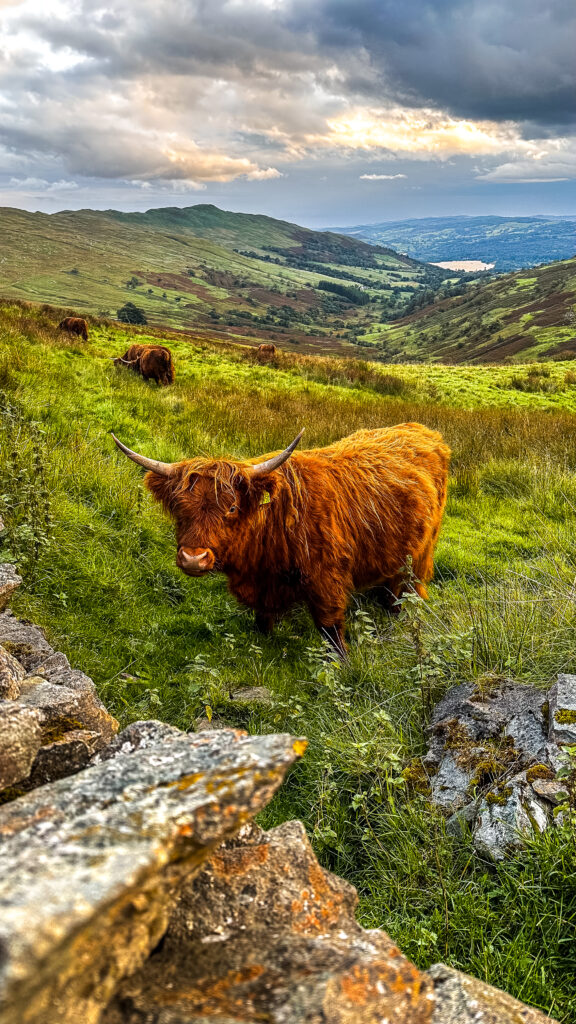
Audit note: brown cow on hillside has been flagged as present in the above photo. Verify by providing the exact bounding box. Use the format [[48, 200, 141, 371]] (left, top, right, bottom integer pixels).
[[58, 317, 88, 340], [257, 343, 276, 358], [112, 423, 450, 657], [114, 343, 174, 386]]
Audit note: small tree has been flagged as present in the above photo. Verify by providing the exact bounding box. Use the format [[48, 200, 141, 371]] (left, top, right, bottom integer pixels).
[[117, 302, 147, 325]]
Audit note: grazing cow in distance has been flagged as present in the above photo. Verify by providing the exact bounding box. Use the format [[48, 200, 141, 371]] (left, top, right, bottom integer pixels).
[[58, 317, 88, 340], [111, 423, 450, 658], [257, 343, 276, 358], [114, 343, 174, 386]]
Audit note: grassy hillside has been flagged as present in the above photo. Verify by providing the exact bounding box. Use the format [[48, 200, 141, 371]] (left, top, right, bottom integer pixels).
[[1, 300, 576, 1020], [0, 204, 448, 356], [330, 215, 576, 272], [362, 257, 576, 363]]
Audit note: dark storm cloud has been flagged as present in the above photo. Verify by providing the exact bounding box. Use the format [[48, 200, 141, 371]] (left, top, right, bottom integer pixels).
[[289, 0, 576, 127]]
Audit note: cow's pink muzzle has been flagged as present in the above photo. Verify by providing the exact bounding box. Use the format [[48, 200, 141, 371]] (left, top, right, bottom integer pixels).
[[177, 547, 215, 576]]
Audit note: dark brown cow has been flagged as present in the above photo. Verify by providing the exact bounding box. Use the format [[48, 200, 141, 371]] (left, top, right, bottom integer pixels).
[[114, 343, 174, 386], [257, 343, 276, 358], [112, 423, 450, 658], [58, 317, 88, 340]]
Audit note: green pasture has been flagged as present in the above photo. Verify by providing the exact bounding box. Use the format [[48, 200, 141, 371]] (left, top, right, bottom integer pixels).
[[1, 302, 576, 1020]]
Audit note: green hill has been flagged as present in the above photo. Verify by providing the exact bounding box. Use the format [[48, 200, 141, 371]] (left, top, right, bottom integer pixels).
[[1, 299, 576, 1018], [329, 215, 576, 272], [367, 257, 576, 363], [0, 204, 447, 355]]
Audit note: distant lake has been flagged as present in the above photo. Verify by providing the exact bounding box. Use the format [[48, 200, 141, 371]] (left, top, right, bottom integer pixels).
[[431, 260, 494, 272]]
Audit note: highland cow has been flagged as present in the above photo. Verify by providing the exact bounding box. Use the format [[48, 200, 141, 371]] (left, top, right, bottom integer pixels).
[[58, 317, 88, 340], [111, 424, 450, 657], [257, 343, 276, 358], [114, 343, 174, 386]]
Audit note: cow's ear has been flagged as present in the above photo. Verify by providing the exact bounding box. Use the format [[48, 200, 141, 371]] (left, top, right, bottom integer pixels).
[[144, 471, 176, 506]]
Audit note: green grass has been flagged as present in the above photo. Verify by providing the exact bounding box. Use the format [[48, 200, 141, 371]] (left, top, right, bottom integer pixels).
[[2, 301, 576, 1021]]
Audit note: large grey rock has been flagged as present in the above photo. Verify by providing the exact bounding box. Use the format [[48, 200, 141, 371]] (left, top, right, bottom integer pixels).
[[429, 964, 556, 1023], [548, 674, 576, 745], [0, 566, 22, 613], [103, 820, 435, 1024], [425, 678, 562, 856], [0, 701, 43, 791], [0, 727, 305, 1024], [0, 646, 25, 700]]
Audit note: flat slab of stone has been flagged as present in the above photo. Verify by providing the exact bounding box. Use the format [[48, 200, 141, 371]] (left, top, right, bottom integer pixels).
[[429, 964, 556, 1023], [0, 565, 22, 613], [0, 727, 305, 1024], [548, 674, 576, 745], [104, 820, 435, 1024]]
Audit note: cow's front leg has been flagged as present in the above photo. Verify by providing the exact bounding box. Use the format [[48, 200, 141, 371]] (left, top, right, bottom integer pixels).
[[254, 611, 276, 635], [319, 622, 348, 661], [307, 593, 349, 661]]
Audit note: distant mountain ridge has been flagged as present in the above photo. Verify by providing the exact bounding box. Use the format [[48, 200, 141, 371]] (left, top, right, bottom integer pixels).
[[328, 215, 576, 271], [0, 203, 446, 355]]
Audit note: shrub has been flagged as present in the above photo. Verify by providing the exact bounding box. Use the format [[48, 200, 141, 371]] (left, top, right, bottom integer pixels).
[[116, 302, 147, 325]]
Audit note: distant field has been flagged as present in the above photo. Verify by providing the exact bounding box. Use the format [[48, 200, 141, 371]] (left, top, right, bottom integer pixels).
[[1, 300, 576, 1020]]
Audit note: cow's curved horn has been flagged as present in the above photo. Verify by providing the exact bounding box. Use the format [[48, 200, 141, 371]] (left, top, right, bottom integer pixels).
[[111, 433, 174, 476], [250, 429, 304, 476]]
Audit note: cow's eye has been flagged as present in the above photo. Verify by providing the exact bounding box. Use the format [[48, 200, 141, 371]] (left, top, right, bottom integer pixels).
[[227, 504, 237, 515]]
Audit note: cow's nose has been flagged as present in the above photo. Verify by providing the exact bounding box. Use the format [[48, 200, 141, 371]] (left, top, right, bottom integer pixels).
[[177, 547, 215, 576]]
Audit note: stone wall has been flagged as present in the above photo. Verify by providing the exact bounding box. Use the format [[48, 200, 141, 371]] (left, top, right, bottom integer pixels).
[[0, 566, 558, 1024]]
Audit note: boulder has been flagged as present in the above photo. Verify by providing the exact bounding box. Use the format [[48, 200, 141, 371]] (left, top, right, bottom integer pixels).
[[428, 964, 555, 1023], [0, 727, 305, 1024], [0, 565, 22, 613], [0, 701, 43, 792], [0, 645, 25, 700], [103, 819, 435, 1024], [548, 674, 576, 745], [424, 678, 567, 857]]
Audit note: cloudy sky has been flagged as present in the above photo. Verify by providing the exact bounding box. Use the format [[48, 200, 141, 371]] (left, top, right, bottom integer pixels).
[[0, 0, 575, 226]]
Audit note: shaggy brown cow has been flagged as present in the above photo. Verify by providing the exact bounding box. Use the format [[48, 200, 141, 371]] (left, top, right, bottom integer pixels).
[[257, 343, 276, 358], [112, 424, 450, 657], [58, 317, 88, 340], [114, 343, 174, 386]]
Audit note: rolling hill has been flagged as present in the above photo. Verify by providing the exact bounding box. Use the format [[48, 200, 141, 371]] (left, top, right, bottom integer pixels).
[[361, 256, 576, 363], [329, 215, 576, 272], [0, 204, 449, 356]]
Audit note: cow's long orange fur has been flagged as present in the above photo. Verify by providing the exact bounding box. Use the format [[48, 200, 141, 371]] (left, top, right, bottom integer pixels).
[[146, 423, 450, 652]]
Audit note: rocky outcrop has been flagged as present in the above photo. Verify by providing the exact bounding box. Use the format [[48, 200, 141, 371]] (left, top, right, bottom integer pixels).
[[418, 676, 575, 859], [0, 723, 305, 1024], [103, 819, 434, 1024], [0, 588, 118, 800]]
